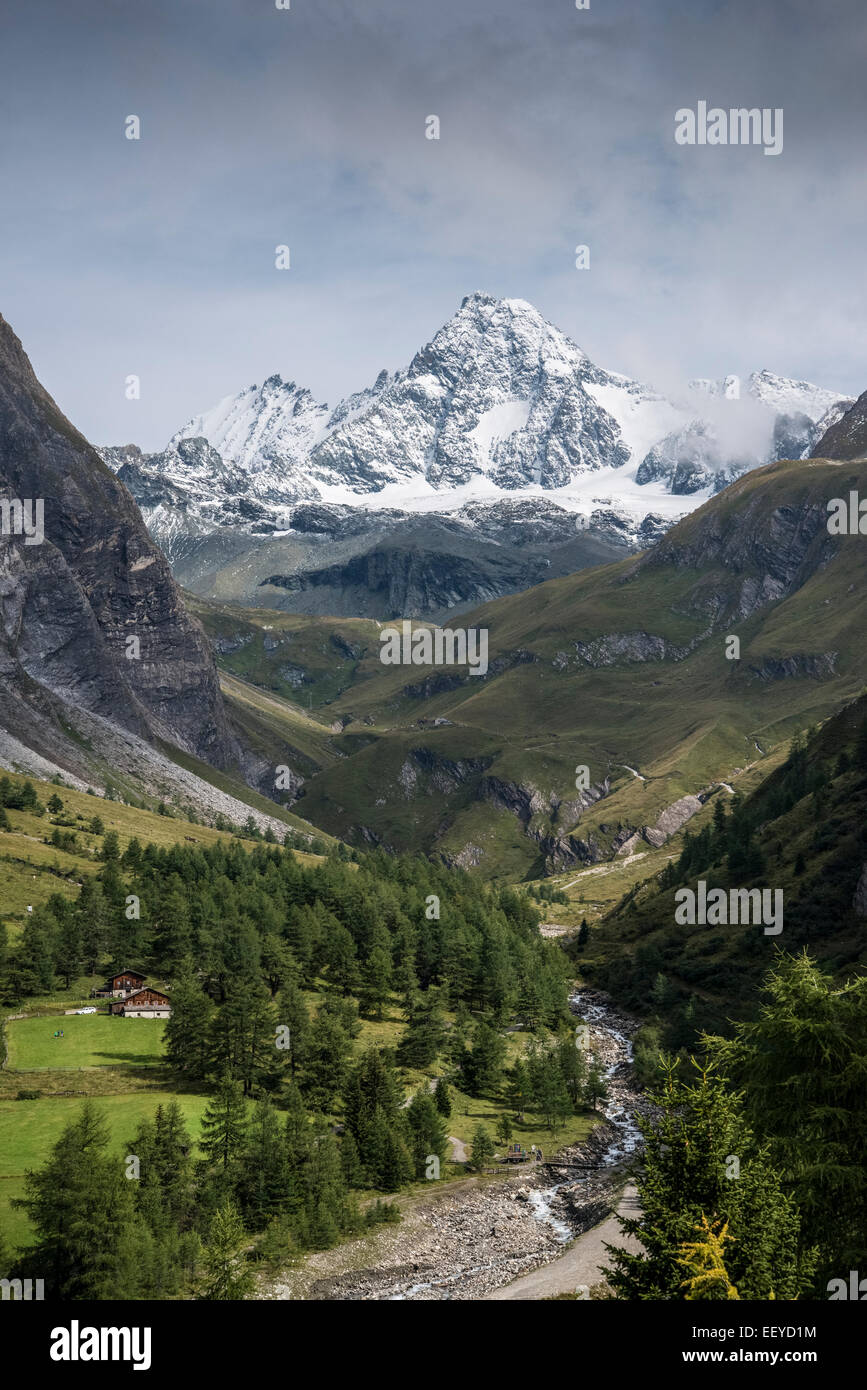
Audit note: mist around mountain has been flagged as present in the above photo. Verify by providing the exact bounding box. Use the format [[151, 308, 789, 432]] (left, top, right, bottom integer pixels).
[[2, 300, 864, 889], [811, 387, 867, 462]]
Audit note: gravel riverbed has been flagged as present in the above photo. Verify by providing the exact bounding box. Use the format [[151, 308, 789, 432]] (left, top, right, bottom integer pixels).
[[269, 989, 647, 1301]]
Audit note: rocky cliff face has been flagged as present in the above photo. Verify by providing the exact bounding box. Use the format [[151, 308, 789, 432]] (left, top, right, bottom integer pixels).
[[141, 494, 630, 622], [635, 468, 840, 622], [811, 389, 867, 461], [0, 312, 236, 774]]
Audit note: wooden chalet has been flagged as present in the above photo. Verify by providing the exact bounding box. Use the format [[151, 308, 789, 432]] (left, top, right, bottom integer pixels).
[[93, 969, 147, 999], [110, 986, 171, 1019]]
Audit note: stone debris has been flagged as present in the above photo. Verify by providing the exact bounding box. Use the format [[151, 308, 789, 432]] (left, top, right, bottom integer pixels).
[[269, 989, 648, 1301]]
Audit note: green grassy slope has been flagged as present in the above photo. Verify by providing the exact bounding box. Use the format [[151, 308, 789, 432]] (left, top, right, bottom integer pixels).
[[0, 772, 329, 945], [192, 457, 867, 879], [577, 689, 867, 1039]]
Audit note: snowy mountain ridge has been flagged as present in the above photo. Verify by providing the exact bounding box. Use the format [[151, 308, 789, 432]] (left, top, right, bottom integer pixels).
[[100, 293, 851, 554]]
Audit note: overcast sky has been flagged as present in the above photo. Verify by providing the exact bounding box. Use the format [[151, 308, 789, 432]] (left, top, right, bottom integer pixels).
[[1, 0, 864, 450]]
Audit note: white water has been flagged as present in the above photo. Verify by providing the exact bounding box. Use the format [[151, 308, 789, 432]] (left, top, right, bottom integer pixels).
[[387, 988, 641, 1298], [521, 990, 643, 1242], [577, 992, 643, 1164]]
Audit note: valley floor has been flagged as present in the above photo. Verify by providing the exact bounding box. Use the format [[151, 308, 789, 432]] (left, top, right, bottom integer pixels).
[[266, 989, 644, 1301]]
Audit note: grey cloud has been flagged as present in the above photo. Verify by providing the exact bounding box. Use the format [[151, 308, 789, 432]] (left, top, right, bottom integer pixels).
[[0, 0, 863, 448]]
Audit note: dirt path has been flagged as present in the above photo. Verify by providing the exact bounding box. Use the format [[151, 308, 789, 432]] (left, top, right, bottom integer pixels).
[[485, 1184, 641, 1300], [400, 1077, 437, 1109], [448, 1134, 469, 1162]]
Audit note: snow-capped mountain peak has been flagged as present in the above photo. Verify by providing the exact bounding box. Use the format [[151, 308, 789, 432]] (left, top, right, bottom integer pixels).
[[171, 374, 331, 497], [745, 368, 845, 420], [102, 293, 852, 551]]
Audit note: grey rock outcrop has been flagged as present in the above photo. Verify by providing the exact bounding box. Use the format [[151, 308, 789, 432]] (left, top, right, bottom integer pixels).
[[811, 389, 867, 461], [0, 311, 236, 778]]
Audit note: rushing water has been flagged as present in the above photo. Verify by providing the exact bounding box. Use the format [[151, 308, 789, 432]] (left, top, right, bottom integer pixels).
[[386, 988, 642, 1297], [518, 989, 643, 1244], [577, 992, 643, 1163]]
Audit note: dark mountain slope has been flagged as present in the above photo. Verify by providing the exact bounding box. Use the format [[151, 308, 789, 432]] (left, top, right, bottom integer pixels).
[[580, 689, 867, 1041], [811, 388, 867, 461], [0, 311, 236, 777]]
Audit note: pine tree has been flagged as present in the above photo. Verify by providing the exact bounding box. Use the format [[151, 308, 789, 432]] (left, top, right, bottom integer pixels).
[[461, 1020, 507, 1096], [405, 1090, 449, 1179], [304, 1007, 352, 1111], [378, 1122, 413, 1192], [77, 878, 111, 972], [556, 1033, 587, 1108], [508, 1058, 532, 1118], [306, 1129, 352, 1241], [584, 1057, 609, 1111], [121, 836, 143, 871], [210, 978, 279, 1096], [677, 1217, 741, 1300], [359, 943, 392, 1020], [325, 921, 359, 996], [53, 902, 82, 990], [469, 1124, 495, 1171], [650, 971, 674, 1010], [274, 977, 310, 1078], [164, 959, 213, 1082], [525, 1038, 573, 1131], [434, 1076, 452, 1117], [200, 1072, 248, 1190], [604, 1058, 812, 1300], [16, 909, 56, 995], [397, 990, 447, 1067], [153, 1101, 194, 1227], [260, 934, 297, 998], [101, 830, 120, 862], [339, 1130, 364, 1188], [16, 1101, 142, 1299], [198, 1202, 255, 1300], [152, 888, 193, 973], [239, 1099, 288, 1225], [707, 952, 867, 1278]]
